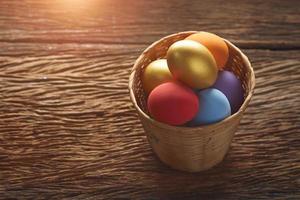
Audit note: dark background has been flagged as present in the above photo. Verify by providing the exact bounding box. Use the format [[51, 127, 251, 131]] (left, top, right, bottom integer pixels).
[[0, 0, 299, 199]]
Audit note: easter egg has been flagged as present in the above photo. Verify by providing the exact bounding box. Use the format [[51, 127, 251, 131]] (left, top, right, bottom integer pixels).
[[188, 88, 231, 126], [185, 32, 229, 69], [213, 70, 244, 113], [142, 59, 173, 94], [147, 82, 199, 126], [167, 40, 218, 89]]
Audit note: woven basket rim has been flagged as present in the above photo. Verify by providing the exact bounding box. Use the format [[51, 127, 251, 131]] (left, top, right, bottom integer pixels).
[[128, 31, 255, 131]]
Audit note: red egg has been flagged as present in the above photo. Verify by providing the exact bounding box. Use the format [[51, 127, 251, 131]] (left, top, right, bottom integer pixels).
[[147, 82, 199, 126]]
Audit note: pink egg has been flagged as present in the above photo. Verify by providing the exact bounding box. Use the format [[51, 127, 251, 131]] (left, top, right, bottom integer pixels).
[[147, 82, 199, 126]]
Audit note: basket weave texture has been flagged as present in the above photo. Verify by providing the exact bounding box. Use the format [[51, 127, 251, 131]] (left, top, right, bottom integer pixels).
[[129, 31, 255, 172]]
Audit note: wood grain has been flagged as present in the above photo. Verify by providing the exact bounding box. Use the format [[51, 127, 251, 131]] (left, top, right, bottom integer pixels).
[[1, 43, 299, 199], [0, 0, 300, 199], [0, 0, 299, 48]]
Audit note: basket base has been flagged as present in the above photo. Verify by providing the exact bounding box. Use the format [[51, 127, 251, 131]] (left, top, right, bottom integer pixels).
[[141, 117, 240, 173]]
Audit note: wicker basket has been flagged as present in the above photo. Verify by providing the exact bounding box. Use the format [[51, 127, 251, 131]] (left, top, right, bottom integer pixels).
[[129, 31, 255, 172]]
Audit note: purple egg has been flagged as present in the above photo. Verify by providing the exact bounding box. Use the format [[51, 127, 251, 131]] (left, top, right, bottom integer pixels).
[[213, 70, 244, 113]]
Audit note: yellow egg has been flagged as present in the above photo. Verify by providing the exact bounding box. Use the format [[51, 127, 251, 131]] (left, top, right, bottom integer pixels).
[[167, 40, 218, 89], [142, 59, 173, 94]]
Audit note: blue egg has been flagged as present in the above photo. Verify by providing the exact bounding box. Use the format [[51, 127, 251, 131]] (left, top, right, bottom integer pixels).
[[188, 88, 231, 126]]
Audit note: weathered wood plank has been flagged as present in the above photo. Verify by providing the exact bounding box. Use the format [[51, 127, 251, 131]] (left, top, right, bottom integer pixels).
[[0, 43, 299, 199], [1, 0, 299, 198], [0, 0, 299, 48]]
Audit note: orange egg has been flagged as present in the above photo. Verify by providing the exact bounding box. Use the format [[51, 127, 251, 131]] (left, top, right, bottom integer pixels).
[[185, 32, 229, 69]]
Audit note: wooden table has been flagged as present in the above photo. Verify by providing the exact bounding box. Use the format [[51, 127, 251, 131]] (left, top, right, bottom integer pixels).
[[1, 0, 299, 199]]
